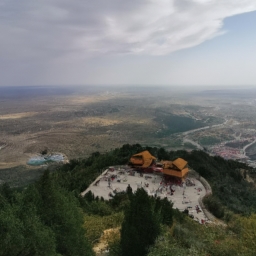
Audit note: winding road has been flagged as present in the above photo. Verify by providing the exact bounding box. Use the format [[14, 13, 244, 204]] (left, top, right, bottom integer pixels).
[[243, 138, 256, 156], [182, 118, 229, 150]]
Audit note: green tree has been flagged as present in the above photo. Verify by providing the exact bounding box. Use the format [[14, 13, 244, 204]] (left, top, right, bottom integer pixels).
[[37, 170, 94, 256], [203, 195, 224, 219], [157, 147, 170, 161], [120, 188, 160, 256], [0, 183, 57, 256], [159, 197, 173, 226], [0, 183, 15, 204], [0, 203, 25, 256], [18, 185, 57, 256], [148, 231, 191, 256]]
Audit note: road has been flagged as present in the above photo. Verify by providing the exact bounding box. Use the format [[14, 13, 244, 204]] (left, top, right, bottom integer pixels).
[[243, 138, 256, 156], [183, 138, 204, 150], [182, 118, 229, 150]]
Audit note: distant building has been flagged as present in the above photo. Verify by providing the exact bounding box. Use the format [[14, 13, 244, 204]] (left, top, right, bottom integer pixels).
[[161, 158, 189, 179]]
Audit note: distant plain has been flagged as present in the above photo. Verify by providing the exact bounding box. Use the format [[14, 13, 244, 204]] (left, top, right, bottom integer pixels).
[[1, 85, 256, 186]]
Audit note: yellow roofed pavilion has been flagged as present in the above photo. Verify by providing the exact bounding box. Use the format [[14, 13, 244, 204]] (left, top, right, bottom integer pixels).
[[129, 150, 156, 168], [162, 158, 188, 179]]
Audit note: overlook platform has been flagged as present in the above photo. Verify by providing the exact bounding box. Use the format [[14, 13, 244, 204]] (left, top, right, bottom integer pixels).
[[81, 165, 208, 224]]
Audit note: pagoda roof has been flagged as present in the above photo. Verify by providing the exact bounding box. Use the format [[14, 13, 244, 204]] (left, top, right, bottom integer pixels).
[[133, 150, 156, 159], [172, 158, 188, 170], [130, 150, 156, 168]]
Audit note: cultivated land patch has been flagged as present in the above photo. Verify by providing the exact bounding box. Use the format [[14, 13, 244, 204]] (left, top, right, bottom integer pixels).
[[0, 112, 38, 120]]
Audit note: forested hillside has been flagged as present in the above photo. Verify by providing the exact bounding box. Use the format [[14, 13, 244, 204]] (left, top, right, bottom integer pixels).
[[1, 144, 256, 255]]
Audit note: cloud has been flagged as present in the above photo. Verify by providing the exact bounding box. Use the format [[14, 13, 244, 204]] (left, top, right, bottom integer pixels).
[[0, 0, 256, 61]]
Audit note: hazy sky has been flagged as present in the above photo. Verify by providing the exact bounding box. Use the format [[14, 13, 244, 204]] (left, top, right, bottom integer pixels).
[[1, 0, 256, 87]]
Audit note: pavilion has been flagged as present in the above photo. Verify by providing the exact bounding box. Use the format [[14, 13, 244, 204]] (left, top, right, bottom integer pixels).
[[129, 150, 156, 169], [129, 151, 189, 179], [161, 158, 189, 180]]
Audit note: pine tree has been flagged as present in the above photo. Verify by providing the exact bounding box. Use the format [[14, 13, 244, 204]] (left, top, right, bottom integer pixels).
[[121, 188, 160, 256], [0, 203, 25, 256], [159, 197, 173, 226], [37, 170, 95, 256], [19, 185, 57, 256]]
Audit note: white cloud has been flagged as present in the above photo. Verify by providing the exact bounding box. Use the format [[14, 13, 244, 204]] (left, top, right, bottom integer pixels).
[[0, 0, 256, 60]]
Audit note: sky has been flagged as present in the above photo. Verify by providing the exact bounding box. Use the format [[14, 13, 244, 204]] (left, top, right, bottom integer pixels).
[[0, 0, 256, 87]]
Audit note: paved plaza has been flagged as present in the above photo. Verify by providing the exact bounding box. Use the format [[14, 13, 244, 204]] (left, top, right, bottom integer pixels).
[[81, 165, 208, 223]]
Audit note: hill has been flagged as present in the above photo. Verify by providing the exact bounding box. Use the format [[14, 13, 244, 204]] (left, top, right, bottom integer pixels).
[[1, 144, 256, 255]]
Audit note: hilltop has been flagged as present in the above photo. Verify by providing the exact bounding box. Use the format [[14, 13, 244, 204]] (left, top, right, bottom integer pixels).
[[1, 144, 256, 255]]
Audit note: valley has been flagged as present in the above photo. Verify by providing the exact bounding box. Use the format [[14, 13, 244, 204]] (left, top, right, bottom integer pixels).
[[1, 86, 256, 185]]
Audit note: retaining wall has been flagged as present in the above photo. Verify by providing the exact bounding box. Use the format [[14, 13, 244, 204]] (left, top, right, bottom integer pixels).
[[188, 169, 216, 222]]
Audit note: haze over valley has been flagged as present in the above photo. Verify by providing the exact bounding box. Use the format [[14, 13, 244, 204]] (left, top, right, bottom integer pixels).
[[2, 1, 256, 255], [1, 85, 256, 186]]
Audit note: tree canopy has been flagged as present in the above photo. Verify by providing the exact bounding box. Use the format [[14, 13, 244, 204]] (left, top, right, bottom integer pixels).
[[1, 144, 256, 255]]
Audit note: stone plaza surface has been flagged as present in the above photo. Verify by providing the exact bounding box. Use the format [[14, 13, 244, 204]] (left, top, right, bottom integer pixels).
[[81, 165, 208, 223]]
